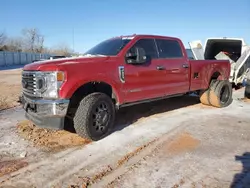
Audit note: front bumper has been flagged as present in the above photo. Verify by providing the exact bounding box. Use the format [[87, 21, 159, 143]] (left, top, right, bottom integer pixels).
[[20, 95, 69, 130]]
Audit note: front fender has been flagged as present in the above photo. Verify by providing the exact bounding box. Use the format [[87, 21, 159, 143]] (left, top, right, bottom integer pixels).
[[59, 77, 123, 105]]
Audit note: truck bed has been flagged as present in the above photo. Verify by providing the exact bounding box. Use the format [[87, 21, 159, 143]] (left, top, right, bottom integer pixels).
[[189, 59, 231, 91]]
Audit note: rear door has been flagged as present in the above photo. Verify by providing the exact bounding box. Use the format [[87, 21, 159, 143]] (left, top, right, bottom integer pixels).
[[122, 38, 167, 103], [155, 38, 190, 95], [188, 40, 205, 60]]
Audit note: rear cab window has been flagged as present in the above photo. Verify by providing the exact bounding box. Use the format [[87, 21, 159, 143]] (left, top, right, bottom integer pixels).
[[155, 39, 184, 59]]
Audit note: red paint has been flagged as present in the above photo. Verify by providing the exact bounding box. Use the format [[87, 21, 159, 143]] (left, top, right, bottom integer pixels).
[[23, 34, 230, 105]]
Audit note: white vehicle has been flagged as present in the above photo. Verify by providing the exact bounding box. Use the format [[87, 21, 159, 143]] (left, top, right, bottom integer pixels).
[[245, 70, 250, 98], [189, 37, 250, 87]]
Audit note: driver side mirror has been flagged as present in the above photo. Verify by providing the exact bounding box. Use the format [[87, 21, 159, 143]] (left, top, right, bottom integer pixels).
[[126, 47, 147, 64]]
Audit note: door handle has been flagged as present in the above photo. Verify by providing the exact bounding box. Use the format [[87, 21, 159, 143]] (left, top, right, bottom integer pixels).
[[182, 64, 189, 68], [156, 66, 165, 70], [171, 68, 180, 72]]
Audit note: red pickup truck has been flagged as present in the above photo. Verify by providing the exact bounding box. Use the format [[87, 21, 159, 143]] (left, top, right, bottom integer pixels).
[[20, 34, 232, 141]]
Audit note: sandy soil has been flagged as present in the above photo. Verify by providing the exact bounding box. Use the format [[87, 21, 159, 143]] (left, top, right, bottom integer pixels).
[[0, 68, 249, 187], [107, 114, 250, 188], [0, 69, 22, 110], [17, 120, 91, 152], [0, 89, 248, 188]]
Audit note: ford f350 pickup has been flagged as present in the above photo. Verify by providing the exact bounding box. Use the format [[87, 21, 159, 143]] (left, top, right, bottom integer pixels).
[[20, 34, 232, 141]]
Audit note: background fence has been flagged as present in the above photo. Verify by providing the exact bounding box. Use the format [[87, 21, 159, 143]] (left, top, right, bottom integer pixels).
[[0, 50, 194, 67], [0, 51, 53, 67]]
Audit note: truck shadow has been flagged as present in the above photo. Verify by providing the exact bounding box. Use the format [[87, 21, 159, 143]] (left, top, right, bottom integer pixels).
[[113, 95, 200, 132], [230, 152, 250, 188], [64, 95, 201, 134]]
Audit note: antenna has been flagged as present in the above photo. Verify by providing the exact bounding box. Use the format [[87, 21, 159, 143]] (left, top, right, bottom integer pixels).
[[72, 28, 75, 53]]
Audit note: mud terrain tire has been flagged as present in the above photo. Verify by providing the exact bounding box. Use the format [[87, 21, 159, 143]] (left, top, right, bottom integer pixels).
[[73, 92, 115, 141], [209, 80, 233, 108], [199, 80, 216, 105], [245, 84, 250, 99], [199, 90, 210, 105]]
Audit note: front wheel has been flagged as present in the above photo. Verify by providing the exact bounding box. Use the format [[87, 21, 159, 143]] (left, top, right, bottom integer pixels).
[[73, 92, 115, 141]]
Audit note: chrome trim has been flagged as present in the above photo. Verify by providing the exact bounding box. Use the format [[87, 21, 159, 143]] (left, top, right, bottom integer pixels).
[[22, 71, 37, 97], [23, 95, 69, 117], [118, 66, 125, 83], [23, 95, 69, 105], [22, 70, 65, 99]]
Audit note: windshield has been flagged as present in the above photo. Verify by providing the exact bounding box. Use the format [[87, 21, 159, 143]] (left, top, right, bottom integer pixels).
[[84, 38, 131, 56]]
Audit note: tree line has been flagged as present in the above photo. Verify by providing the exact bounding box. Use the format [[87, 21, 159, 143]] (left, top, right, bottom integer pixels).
[[0, 28, 75, 56]]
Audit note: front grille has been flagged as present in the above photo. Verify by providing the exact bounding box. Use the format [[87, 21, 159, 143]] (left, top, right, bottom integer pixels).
[[22, 71, 37, 96]]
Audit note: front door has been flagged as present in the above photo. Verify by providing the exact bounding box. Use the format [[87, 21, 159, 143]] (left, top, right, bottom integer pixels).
[[121, 38, 167, 103]]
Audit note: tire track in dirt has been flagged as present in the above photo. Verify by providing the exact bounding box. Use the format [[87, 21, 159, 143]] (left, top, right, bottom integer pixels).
[[89, 128, 199, 188], [0, 160, 28, 177], [1, 94, 246, 187], [4, 105, 206, 188]]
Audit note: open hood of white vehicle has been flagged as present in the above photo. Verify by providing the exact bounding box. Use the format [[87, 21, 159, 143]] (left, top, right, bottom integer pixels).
[[188, 40, 204, 60], [234, 46, 250, 84], [188, 37, 250, 85]]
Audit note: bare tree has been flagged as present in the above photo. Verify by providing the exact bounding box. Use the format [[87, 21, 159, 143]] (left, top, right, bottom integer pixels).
[[37, 35, 44, 53], [0, 32, 7, 47], [22, 28, 45, 53], [5, 37, 24, 52], [50, 43, 73, 56]]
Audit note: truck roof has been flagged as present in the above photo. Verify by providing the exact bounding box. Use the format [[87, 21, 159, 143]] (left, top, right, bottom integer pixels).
[[113, 34, 181, 41]]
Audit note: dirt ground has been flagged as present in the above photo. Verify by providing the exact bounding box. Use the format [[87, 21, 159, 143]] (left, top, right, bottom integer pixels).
[[0, 69, 22, 110], [17, 120, 91, 152], [0, 68, 250, 188]]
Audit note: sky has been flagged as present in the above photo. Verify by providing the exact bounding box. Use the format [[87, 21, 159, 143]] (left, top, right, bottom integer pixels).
[[1, 0, 250, 53]]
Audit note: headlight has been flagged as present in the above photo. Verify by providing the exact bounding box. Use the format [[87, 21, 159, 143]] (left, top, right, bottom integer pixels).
[[35, 71, 65, 99]]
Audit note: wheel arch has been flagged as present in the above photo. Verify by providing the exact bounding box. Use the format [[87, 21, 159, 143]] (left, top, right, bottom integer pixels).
[[206, 69, 226, 89], [68, 81, 120, 106], [63, 81, 120, 134], [210, 71, 223, 81]]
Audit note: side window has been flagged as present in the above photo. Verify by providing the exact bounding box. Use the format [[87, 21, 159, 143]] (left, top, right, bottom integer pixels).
[[156, 39, 183, 58], [186, 49, 195, 59], [129, 39, 158, 59]]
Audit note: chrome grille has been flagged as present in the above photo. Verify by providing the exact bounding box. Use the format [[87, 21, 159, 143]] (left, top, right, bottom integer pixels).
[[22, 71, 37, 96]]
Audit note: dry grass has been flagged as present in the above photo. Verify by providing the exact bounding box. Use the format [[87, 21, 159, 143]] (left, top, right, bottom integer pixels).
[[0, 69, 22, 111], [0, 96, 9, 110], [0, 84, 21, 111]]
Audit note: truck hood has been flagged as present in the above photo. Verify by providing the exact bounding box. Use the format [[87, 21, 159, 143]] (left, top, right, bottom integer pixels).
[[23, 55, 111, 71]]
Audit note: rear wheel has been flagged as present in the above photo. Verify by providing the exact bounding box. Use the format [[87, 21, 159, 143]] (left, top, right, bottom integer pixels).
[[199, 80, 216, 105], [245, 85, 250, 99], [209, 80, 233, 108], [73, 92, 115, 141]]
